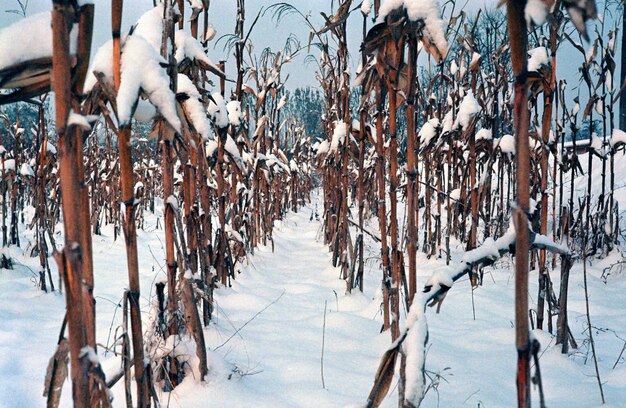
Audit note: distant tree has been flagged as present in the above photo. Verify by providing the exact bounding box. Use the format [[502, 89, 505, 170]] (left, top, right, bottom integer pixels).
[[282, 87, 323, 137]]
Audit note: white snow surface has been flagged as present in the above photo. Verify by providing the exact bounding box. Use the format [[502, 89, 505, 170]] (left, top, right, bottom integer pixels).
[[418, 118, 439, 146], [3, 156, 626, 408], [476, 127, 492, 141]]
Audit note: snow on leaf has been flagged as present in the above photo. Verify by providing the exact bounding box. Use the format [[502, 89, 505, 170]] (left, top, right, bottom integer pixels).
[[132, 5, 165, 53], [419, 118, 440, 147], [175, 29, 222, 74], [117, 34, 181, 133], [403, 295, 428, 407], [525, 0, 550, 25], [20, 163, 34, 177], [226, 100, 242, 127], [207, 93, 229, 129], [361, 0, 371, 15], [330, 121, 348, 154], [528, 47, 549, 72], [166, 195, 179, 211], [177, 73, 212, 140], [476, 128, 492, 141], [455, 90, 480, 130], [0, 12, 78, 72], [495, 134, 515, 156], [610, 129, 626, 148]]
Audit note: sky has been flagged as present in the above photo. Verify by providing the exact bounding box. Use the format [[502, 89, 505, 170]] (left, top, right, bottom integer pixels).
[[0, 0, 622, 130]]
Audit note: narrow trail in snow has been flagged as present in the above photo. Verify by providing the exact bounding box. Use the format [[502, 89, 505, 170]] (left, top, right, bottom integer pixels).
[[169, 192, 385, 407]]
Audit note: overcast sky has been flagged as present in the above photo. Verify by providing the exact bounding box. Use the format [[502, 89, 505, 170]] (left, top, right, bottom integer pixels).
[[0, 0, 622, 125]]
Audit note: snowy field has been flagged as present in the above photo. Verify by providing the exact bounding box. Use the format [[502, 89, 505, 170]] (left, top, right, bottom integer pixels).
[[1, 183, 626, 407]]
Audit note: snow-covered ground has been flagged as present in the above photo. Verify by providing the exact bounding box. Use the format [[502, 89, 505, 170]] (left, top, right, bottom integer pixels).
[[1, 180, 626, 407]]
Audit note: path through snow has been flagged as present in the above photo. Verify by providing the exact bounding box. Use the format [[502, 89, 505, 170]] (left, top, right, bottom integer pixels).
[[160, 193, 387, 407]]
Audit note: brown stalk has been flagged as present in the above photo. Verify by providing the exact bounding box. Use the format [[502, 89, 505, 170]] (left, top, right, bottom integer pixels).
[[111, 0, 150, 404], [51, 2, 102, 406], [506, 0, 531, 406], [405, 35, 418, 304]]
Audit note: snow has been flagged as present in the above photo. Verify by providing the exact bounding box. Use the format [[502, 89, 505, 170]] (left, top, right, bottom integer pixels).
[[316, 139, 330, 157], [134, 181, 144, 196], [175, 29, 221, 74], [496, 134, 515, 156], [68, 111, 94, 131], [455, 90, 480, 130], [79, 346, 99, 365], [449, 188, 461, 201], [117, 34, 181, 133], [462, 236, 500, 264], [19, 163, 34, 177], [132, 5, 165, 53], [425, 268, 454, 290], [84, 38, 114, 93], [450, 60, 458, 76], [525, 0, 550, 25], [177, 74, 212, 140], [2, 171, 626, 407], [226, 100, 242, 127], [528, 47, 549, 72], [403, 297, 428, 406], [378, 0, 448, 60], [84, 6, 180, 133], [223, 135, 245, 173], [476, 128, 492, 141], [225, 225, 244, 244], [3, 159, 16, 172], [207, 93, 229, 129], [287, 159, 297, 173], [0, 12, 77, 71], [166, 194, 179, 211], [611, 129, 626, 148], [441, 110, 454, 134], [86, 33, 180, 133], [361, 0, 371, 15], [419, 118, 439, 147], [330, 121, 348, 154]]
